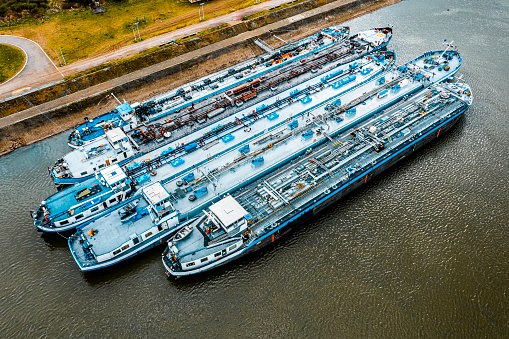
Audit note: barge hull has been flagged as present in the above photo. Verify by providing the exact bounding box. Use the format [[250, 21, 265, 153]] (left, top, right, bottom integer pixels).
[[166, 107, 466, 276]]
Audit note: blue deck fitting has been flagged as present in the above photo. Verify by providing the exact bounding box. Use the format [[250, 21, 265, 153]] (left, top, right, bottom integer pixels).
[[361, 68, 371, 75], [377, 77, 386, 85], [239, 145, 250, 154], [378, 89, 389, 98], [331, 98, 341, 107], [136, 173, 151, 185], [127, 162, 142, 171], [194, 187, 208, 197], [288, 120, 298, 130], [349, 62, 359, 69], [182, 172, 195, 184], [346, 108, 356, 116], [251, 157, 264, 166], [171, 157, 185, 167], [256, 104, 267, 112], [222, 134, 235, 143], [211, 124, 222, 133], [332, 82, 343, 89], [161, 147, 174, 157], [267, 113, 279, 121], [184, 142, 198, 152], [341, 76, 355, 85], [302, 131, 313, 139], [301, 96, 312, 104]]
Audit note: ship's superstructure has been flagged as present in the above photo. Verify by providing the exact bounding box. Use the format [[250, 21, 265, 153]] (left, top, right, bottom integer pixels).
[[50, 128, 137, 185], [33, 164, 134, 233], [69, 182, 180, 271]]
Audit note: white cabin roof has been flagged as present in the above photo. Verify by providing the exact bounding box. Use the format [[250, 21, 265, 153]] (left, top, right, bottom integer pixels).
[[100, 164, 127, 186], [358, 30, 386, 45], [106, 127, 128, 143], [143, 182, 170, 205], [209, 195, 248, 228]]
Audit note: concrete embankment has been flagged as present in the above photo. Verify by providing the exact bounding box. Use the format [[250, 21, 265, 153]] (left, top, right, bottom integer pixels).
[[0, 0, 401, 156]]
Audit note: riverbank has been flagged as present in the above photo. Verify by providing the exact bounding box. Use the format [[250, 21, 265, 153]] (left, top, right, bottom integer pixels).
[[0, 0, 401, 156]]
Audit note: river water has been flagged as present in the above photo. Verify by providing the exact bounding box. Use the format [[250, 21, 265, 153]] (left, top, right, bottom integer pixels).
[[1, 0, 508, 337]]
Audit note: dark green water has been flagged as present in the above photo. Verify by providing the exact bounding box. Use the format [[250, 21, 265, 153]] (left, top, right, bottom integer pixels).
[[1, 0, 508, 337]]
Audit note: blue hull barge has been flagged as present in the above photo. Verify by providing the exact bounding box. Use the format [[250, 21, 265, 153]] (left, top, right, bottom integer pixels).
[[53, 28, 392, 186], [69, 182, 184, 272], [67, 27, 351, 148], [162, 81, 472, 277], [33, 164, 134, 233]]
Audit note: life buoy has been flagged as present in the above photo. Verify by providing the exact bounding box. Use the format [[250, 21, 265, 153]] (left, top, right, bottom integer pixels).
[[44, 215, 50, 221]]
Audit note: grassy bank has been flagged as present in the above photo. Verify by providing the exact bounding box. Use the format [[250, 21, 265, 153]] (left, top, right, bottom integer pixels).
[[0, 0, 269, 65], [0, 44, 25, 84], [65, 23, 230, 81]]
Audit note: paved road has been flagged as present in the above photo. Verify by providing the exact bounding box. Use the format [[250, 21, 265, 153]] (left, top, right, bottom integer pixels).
[[60, 0, 298, 76], [0, 36, 64, 100]]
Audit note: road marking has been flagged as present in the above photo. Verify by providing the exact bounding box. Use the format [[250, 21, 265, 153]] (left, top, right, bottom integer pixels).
[[12, 87, 32, 95]]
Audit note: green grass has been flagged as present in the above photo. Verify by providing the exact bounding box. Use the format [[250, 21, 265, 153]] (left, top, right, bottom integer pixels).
[[0, 0, 261, 65], [64, 23, 230, 81], [0, 44, 25, 84]]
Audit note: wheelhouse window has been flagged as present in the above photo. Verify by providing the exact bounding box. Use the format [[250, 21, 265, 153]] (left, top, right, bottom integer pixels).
[[109, 198, 116, 204], [60, 220, 70, 226], [113, 249, 121, 256], [201, 258, 208, 263], [186, 262, 195, 267], [145, 232, 153, 238], [214, 252, 221, 257], [121, 244, 129, 251], [75, 214, 84, 220], [229, 244, 237, 251], [80, 171, 88, 176], [91, 206, 99, 212]]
